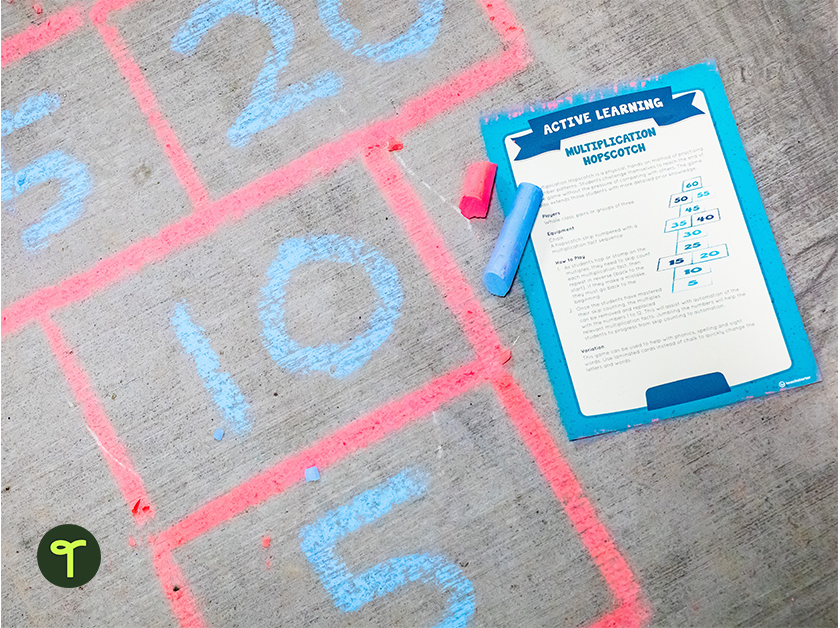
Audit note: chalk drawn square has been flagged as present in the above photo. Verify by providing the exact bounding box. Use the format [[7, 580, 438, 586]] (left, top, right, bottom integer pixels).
[[0, 29, 194, 308], [101, 0, 508, 198], [50, 161, 475, 531], [159, 388, 612, 627]]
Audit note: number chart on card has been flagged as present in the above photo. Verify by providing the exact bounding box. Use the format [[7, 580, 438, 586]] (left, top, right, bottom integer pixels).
[[482, 62, 818, 439], [505, 87, 791, 418]]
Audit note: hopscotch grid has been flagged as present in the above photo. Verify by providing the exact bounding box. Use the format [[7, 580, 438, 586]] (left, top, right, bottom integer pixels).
[[141, 151, 647, 626], [2, 2, 648, 627], [1, 0, 530, 337]]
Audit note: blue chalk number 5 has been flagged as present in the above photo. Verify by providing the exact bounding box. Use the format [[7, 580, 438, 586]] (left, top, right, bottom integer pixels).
[[299, 468, 475, 626]]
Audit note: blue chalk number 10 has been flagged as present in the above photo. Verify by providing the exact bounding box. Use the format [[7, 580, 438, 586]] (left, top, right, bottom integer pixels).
[[299, 468, 475, 627], [173, 234, 401, 436], [259, 234, 403, 379]]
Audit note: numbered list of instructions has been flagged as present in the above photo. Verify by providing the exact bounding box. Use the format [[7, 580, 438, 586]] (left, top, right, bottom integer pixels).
[[505, 89, 790, 416]]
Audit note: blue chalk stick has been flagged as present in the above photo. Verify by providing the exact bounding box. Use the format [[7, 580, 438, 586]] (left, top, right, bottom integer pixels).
[[483, 182, 543, 296], [305, 466, 320, 482], [214, 428, 225, 441]]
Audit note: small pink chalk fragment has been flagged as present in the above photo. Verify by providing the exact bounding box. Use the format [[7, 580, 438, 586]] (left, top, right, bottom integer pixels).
[[128, 537, 137, 547], [262, 536, 271, 548], [459, 162, 497, 219], [387, 139, 404, 152], [501, 349, 512, 364], [33, 3, 42, 13]]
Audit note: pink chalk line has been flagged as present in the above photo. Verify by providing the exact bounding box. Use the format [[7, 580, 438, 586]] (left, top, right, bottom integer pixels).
[[154, 360, 485, 552], [151, 546, 208, 628], [361, 148, 507, 369], [93, 21, 210, 208], [1, 0, 531, 339], [39, 314, 155, 527], [0, 4, 84, 67], [490, 370, 650, 627], [8, 0, 647, 625]]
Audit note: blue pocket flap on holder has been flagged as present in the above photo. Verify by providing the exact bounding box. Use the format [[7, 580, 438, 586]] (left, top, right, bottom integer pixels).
[[646, 372, 731, 410]]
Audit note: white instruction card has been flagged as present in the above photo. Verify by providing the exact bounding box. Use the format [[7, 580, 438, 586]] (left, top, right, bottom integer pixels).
[[480, 62, 818, 438]]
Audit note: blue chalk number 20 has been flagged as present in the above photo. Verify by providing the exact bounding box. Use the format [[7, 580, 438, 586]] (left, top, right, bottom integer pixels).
[[173, 0, 445, 147], [172, 0, 344, 148]]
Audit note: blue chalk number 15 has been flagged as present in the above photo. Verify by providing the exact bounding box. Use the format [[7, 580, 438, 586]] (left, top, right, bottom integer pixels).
[[2, 93, 92, 252]]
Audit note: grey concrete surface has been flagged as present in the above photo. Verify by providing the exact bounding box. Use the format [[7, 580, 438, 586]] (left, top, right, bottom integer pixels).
[[1, 0, 837, 626]]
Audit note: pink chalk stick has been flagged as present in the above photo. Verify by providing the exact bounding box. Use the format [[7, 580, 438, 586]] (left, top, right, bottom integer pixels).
[[459, 162, 497, 219]]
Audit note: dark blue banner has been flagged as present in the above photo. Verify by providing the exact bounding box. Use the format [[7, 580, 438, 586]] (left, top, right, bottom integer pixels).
[[512, 87, 703, 160]]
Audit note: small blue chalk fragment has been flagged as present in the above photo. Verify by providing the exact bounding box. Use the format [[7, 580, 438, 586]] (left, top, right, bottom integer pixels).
[[214, 428, 225, 441], [305, 466, 320, 482]]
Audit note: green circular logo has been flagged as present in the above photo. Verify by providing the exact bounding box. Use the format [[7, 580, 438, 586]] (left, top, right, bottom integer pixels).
[[37, 524, 100, 588]]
